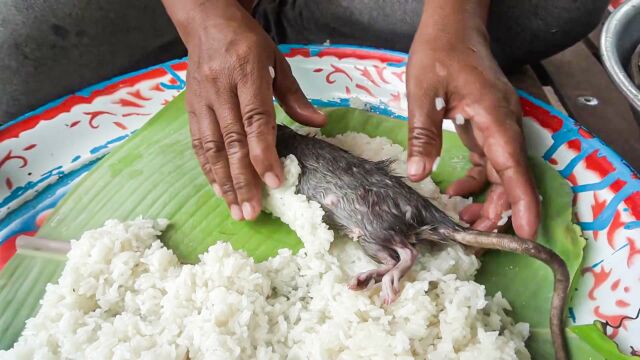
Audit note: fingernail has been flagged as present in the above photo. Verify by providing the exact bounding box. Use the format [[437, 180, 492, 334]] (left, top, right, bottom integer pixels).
[[213, 184, 222, 197], [242, 202, 254, 219], [230, 204, 243, 221], [407, 157, 425, 177], [264, 172, 281, 189]]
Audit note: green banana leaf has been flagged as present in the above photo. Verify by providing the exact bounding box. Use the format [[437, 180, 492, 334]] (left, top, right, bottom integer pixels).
[[0, 253, 65, 348], [474, 155, 588, 359], [37, 94, 303, 263], [570, 323, 638, 360], [292, 107, 595, 359], [0, 93, 624, 359]]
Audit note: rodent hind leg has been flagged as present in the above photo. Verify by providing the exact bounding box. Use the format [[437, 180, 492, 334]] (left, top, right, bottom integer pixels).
[[381, 245, 418, 305], [348, 263, 395, 290], [348, 241, 398, 291]]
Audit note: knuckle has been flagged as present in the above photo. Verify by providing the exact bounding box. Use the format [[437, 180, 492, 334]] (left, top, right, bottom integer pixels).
[[222, 129, 248, 155], [201, 136, 226, 155], [202, 163, 214, 175], [200, 63, 222, 81], [242, 106, 272, 132], [409, 125, 441, 147], [187, 109, 198, 121], [231, 48, 253, 77], [202, 167, 216, 184], [231, 176, 254, 195], [219, 182, 237, 198], [191, 138, 204, 152], [233, 40, 255, 59], [249, 150, 269, 168]]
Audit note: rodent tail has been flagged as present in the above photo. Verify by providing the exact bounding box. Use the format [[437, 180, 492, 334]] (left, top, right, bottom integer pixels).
[[440, 228, 570, 360], [412, 224, 455, 244]]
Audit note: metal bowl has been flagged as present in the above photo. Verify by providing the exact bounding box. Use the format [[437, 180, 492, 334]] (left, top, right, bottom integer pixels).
[[601, 0, 640, 122]]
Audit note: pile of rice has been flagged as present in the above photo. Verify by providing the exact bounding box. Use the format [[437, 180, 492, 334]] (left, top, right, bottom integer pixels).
[[1, 132, 530, 360]]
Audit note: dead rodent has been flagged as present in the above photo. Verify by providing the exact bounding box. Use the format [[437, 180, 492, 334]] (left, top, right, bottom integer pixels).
[[275, 124, 570, 360]]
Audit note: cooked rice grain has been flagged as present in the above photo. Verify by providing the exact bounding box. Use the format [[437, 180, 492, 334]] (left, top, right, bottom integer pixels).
[[1, 132, 529, 360]]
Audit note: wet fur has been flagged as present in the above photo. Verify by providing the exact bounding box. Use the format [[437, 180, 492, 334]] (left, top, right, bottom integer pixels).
[[275, 124, 569, 360], [275, 126, 459, 255]]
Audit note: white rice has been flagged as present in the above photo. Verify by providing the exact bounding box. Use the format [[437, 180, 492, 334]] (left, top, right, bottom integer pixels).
[[1, 132, 530, 360], [497, 210, 513, 227]]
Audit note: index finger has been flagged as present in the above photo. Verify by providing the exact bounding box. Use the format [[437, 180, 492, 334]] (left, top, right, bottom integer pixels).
[[236, 62, 284, 190], [406, 74, 446, 181], [475, 106, 540, 240]]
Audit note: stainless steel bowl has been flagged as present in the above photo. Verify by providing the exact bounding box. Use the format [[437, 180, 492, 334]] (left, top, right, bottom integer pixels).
[[601, 0, 640, 122]]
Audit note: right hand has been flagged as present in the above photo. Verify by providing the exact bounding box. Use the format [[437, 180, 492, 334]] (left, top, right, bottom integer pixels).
[[405, 0, 540, 240], [163, 0, 326, 221]]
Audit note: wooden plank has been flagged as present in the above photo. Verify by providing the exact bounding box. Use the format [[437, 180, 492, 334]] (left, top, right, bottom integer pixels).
[[584, 23, 604, 57], [584, 11, 609, 54], [542, 85, 569, 115], [508, 65, 550, 103], [542, 42, 640, 170], [587, 26, 603, 53]]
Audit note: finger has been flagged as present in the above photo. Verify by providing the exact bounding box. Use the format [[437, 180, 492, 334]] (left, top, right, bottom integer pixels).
[[236, 62, 284, 190], [473, 217, 497, 233], [459, 203, 483, 224], [452, 113, 482, 154], [273, 53, 327, 127], [214, 90, 262, 221], [475, 106, 539, 240], [471, 184, 509, 233], [188, 109, 217, 188], [406, 73, 445, 182], [446, 162, 487, 196], [447, 152, 487, 196], [446, 118, 488, 198], [198, 105, 244, 221]]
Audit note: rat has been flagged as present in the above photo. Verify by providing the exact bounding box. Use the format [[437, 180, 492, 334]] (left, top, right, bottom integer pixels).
[[275, 124, 570, 360]]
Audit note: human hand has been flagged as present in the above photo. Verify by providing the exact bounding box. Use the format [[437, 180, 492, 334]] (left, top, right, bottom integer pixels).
[[163, 0, 326, 221], [406, 1, 540, 239]]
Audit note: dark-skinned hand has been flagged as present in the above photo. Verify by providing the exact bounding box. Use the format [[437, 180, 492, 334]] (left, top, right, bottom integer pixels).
[[407, 0, 540, 240], [162, 0, 326, 221], [163, 0, 539, 239]]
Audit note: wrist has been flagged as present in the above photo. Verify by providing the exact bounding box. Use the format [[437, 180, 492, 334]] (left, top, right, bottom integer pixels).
[[162, 0, 247, 48], [417, 0, 490, 50]]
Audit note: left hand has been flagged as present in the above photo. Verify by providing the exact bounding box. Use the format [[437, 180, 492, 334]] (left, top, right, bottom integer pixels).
[[406, 4, 540, 240]]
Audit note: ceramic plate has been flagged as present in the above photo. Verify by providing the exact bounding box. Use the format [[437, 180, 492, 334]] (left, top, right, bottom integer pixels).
[[0, 44, 638, 355]]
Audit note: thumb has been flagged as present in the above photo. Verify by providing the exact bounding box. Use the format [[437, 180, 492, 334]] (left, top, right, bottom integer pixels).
[[273, 53, 327, 128], [406, 80, 446, 181]]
